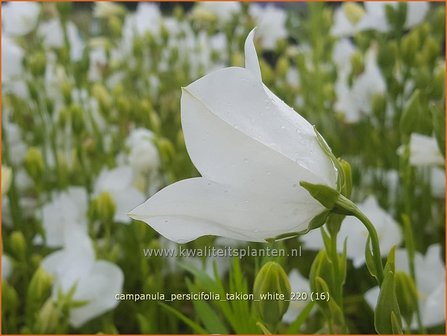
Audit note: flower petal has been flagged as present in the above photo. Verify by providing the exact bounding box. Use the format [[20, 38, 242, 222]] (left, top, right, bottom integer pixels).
[[129, 177, 322, 243], [70, 261, 124, 328], [183, 67, 336, 190], [244, 28, 261, 81]]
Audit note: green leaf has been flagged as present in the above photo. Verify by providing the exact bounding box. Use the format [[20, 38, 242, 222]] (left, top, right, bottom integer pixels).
[[187, 279, 229, 334], [158, 302, 208, 334]]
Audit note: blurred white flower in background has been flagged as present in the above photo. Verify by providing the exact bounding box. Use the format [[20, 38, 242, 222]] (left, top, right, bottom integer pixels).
[[2, 2, 40, 36], [358, 2, 429, 33], [365, 244, 446, 328], [2, 255, 12, 280], [431, 167, 446, 198], [38, 19, 85, 61], [332, 2, 429, 37], [193, 2, 241, 23], [331, 3, 365, 37], [1, 35, 24, 82], [93, 2, 125, 19], [249, 4, 287, 50], [130, 30, 337, 243], [3, 122, 27, 166], [283, 270, 312, 324], [122, 3, 161, 42], [94, 166, 145, 223], [398, 133, 444, 167], [41, 187, 88, 248], [335, 47, 386, 123], [332, 38, 356, 74], [42, 229, 123, 328], [302, 196, 402, 267]]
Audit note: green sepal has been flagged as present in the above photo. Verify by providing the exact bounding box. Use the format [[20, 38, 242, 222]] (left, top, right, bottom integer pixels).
[[265, 210, 330, 242], [300, 182, 340, 209], [313, 126, 344, 192]]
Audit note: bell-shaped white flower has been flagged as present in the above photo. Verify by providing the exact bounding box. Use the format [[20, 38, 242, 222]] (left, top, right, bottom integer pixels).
[[2, 2, 40, 36], [41, 187, 88, 248], [38, 19, 84, 61], [283, 270, 313, 324], [365, 245, 445, 328], [129, 30, 337, 243], [42, 229, 124, 328], [398, 133, 444, 167], [302, 196, 402, 267], [94, 165, 145, 223]]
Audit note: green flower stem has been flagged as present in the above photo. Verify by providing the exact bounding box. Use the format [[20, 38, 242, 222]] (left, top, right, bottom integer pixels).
[[335, 195, 385, 286], [328, 230, 342, 304]]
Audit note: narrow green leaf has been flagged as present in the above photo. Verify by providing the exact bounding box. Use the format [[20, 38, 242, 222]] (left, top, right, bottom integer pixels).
[[158, 302, 208, 334]]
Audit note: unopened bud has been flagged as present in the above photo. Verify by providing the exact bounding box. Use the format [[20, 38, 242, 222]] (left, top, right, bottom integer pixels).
[[343, 3, 365, 25], [24, 147, 44, 182], [10, 231, 26, 260], [395, 271, 418, 327], [253, 262, 291, 325], [91, 192, 116, 223]]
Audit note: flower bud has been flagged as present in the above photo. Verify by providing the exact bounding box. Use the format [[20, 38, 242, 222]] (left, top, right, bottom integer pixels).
[[374, 247, 403, 334], [108, 16, 122, 39], [423, 37, 439, 68], [350, 51, 364, 78], [2, 282, 19, 313], [61, 81, 72, 105], [253, 261, 291, 325], [378, 42, 397, 70], [400, 90, 421, 136], [92, 83, 111, 113], [431, 65, 445, 100], [70, 104, 84, 133], [10, 231, 27, 260], [24, 147, 45, 182], [36, 299, 60, 334], [395, 271, 418, 327], [276, 57, 289, 78], [343, 3, 365, 25], [26, 267, 53, 317], [28, 51, 47, 78], [230, 52, 244, 67], [156, 138, 176, 162], [90, 192, 116, 223], [401, 31, 420, 66]]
